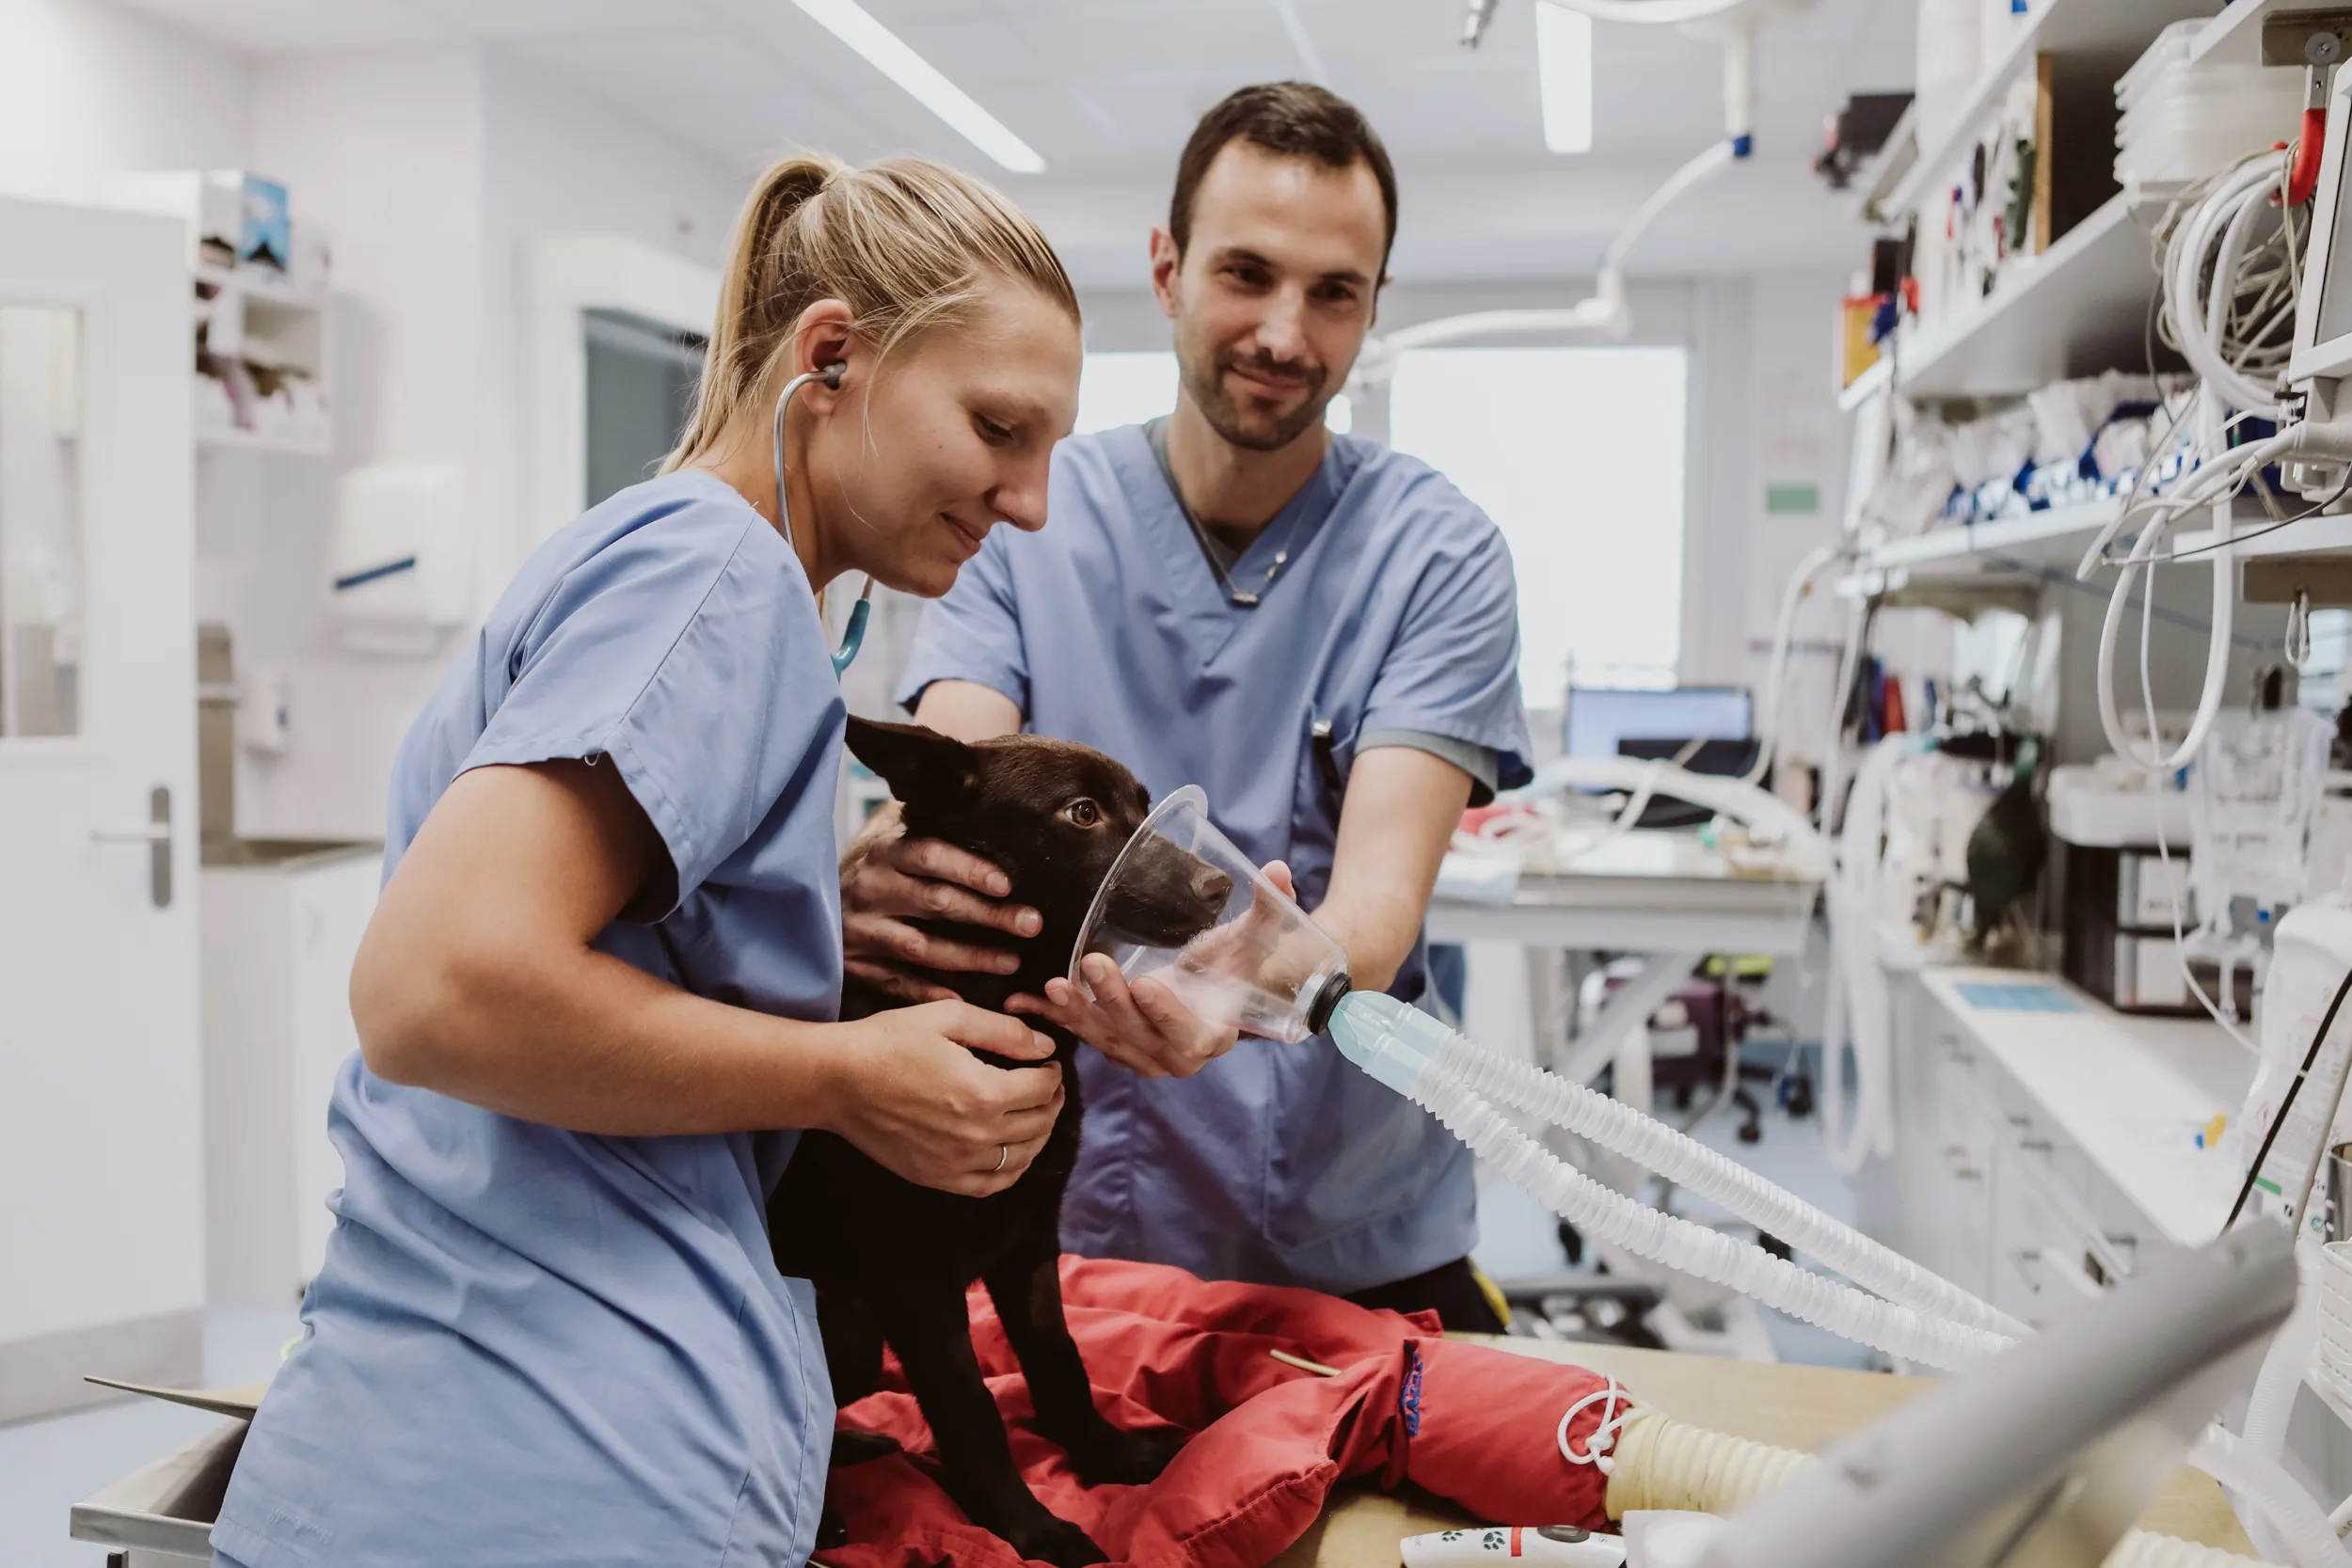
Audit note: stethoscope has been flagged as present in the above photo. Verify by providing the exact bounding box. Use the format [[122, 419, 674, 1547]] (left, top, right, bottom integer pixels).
[[771, 361, 873, 676]]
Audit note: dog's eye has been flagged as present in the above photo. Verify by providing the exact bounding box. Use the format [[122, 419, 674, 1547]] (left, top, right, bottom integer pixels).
[[1064, 799, 1102, 828]]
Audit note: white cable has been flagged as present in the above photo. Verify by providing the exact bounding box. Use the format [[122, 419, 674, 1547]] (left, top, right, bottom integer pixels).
[[1818, 737, 1905, 1176], [2093, 417, 2238, 775], [1743, 544, 1843, 787]]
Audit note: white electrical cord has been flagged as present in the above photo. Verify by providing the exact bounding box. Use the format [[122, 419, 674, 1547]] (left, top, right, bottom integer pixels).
[[2082, 146, 2327, 777], [1818, 737, 1905, 1176], [1742, 543, 1845, 788]]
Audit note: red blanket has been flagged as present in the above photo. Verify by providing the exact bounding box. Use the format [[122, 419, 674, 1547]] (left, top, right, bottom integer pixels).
[[821, 1258, 1623, 1568]]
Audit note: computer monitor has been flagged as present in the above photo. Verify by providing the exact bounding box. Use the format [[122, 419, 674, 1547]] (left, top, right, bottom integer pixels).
[[1565, 687, 1754, 763], [2292, 64, 2352, 383], [1703, 1224, 2296, 1568]]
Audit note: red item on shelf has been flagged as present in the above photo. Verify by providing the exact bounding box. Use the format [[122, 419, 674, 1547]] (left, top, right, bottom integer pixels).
[[819, 1257, 1623, 1568]]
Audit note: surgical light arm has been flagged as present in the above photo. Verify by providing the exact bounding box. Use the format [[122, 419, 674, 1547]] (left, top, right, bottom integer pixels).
[[1351, 5, 1762, 385]]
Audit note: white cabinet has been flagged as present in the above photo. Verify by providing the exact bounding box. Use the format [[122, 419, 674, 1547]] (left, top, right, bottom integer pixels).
[[200, 841, 380, 1307]]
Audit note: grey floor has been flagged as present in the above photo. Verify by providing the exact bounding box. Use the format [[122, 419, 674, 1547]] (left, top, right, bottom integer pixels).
[[5, 1066, 1862, 1567]]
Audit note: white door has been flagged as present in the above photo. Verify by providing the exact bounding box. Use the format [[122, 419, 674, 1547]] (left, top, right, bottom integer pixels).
[[0, 198, 202, 1420]]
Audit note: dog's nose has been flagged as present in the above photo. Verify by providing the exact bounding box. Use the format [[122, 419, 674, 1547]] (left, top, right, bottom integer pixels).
[[1193, 867, 1234, 908]]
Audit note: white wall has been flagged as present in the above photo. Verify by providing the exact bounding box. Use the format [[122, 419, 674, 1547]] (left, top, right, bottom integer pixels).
[[197, 47, 741, 842], [0, 0, 246, 205]]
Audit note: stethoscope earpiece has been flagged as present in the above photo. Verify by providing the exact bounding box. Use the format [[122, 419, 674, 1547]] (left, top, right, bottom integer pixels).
[[770, 362, 872, 677]]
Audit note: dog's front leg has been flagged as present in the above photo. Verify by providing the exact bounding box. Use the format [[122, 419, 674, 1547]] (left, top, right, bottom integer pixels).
[[884, 1289, 1108, 1568], [984, 1252, 1187, 1488]]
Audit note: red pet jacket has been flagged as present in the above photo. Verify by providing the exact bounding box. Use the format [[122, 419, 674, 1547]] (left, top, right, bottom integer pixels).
[[820, 1257, 1624, 1568]]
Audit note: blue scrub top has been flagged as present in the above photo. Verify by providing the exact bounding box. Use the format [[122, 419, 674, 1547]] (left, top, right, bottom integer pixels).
[[897, 426, 1530, 1294], [214, 470, 845, 1568]]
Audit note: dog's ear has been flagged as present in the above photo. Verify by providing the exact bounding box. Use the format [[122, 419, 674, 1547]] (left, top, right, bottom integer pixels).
[[845, 716, 977, 806]]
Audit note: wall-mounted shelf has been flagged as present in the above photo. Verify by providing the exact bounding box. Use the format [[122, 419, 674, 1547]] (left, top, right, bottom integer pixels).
[[2172, 511, 2352, 561], [1864, 497, 2123, 576], [1883, 0, 2218, 224], [1892, 187, 2169, 400], [2187, 0, 2313, 69]]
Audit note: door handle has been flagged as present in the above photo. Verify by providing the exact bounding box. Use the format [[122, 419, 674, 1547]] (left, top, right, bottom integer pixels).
[[90, 786, 172, 909]]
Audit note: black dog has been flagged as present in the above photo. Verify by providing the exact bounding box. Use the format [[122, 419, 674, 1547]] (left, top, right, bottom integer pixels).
[[771, 717, 1231, 1567]]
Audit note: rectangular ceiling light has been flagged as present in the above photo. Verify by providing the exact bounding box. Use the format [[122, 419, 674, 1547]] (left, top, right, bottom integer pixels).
[[789, 0, 1046, 173], [1535, 2, 1595, 155]]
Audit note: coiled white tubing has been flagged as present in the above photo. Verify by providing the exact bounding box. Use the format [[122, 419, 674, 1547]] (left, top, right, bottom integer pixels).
[[1414, 1069, 2011, 1370], [1424, 1024, 2023, 1337]]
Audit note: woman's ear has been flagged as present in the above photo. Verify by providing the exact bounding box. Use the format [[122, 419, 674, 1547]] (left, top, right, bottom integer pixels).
[[786, 298, 859, 414]]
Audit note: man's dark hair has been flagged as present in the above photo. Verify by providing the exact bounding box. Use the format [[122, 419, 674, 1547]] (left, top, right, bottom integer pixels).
[[1169, 82, 1399, 268]]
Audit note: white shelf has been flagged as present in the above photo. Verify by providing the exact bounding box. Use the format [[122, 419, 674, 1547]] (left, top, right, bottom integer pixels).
[[2172, 511, 2352, 560], [196, 262, 326, 310], [1883, 0, 2220, 223], [198, 426, 329, 457], [1837, 356, 1893, 413], [1896, 187, 2168, 399], [1851, 101, 1920, 226], [2187, 0, 2299, 68], [1865, 497, 2122, 574]]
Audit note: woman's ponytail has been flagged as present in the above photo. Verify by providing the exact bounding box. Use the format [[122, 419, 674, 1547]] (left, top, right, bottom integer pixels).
[[664, 151, 1075, 473]]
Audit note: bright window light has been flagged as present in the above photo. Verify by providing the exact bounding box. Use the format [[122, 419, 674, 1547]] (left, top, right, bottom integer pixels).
[[1535, 2, 1595, 155], [790, 0, 1046, 174], [1390, 346, 1688, 704]]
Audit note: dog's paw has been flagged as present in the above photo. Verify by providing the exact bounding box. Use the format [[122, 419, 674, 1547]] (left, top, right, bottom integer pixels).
[[1003, 1512, 1109, 1568], [1070, 1423, 1188, 1487]]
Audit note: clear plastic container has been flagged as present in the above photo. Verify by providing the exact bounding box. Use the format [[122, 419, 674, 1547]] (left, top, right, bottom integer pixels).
[[1070, 784, 1352, 1043]]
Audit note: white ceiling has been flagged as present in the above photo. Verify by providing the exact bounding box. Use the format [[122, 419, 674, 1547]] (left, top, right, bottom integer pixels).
[[115, 0, 1915, 283]]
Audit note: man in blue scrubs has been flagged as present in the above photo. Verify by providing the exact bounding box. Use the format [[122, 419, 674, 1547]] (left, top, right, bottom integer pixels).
[[844, 83, 1530, 1326]]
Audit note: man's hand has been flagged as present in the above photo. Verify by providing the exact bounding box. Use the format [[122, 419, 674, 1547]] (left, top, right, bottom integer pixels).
[[1010, 863, 1297, 1079], [840, 800, 1042, 1001]]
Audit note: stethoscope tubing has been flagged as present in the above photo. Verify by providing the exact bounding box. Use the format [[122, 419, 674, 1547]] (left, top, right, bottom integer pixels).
[[770, 363, 873, 676]]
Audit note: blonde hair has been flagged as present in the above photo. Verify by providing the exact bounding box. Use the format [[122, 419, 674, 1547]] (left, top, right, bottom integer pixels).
[[664, 152, 1078, 472]]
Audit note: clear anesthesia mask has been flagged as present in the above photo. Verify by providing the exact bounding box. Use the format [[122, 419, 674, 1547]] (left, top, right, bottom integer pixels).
[[1070, 785, 1353, 1044]]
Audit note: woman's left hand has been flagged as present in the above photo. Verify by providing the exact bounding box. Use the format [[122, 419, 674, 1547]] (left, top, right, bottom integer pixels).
[[1009, 862, 1296, 1079]]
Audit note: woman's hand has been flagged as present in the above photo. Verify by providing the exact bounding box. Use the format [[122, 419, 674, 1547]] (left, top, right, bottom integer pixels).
[[840, 800, 1041, 1002], [1010, 863, 1297, 1080], [816, 1000, 1066, 1196]]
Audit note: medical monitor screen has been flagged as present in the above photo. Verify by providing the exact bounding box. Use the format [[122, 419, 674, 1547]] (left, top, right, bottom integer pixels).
[[1565, 687, 1753, 764]]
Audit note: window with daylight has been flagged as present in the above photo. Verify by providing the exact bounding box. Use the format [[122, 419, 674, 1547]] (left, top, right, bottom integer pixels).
[[1387, 345, 1689, 706]]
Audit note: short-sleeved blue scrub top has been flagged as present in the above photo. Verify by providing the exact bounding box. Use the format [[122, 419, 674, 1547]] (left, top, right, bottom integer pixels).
[[213, 470, 845, 1568], [897, 427, 1531, 1295]]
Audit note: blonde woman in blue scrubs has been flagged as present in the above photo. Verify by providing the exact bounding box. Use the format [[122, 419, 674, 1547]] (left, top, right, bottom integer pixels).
[[211, 155, 1083, 1568]]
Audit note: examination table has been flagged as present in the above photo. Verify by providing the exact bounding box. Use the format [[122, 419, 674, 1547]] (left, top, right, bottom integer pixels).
[[73, 1335, 2255, 1566], [1279, 1336, 2257, 1565]]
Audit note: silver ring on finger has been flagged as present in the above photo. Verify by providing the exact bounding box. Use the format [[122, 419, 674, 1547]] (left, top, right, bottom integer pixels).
[[994, 1144, 1009, 1174]]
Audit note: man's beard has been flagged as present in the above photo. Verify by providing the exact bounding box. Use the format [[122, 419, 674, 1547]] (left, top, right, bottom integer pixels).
[[1178, 346, 1333, 453]]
